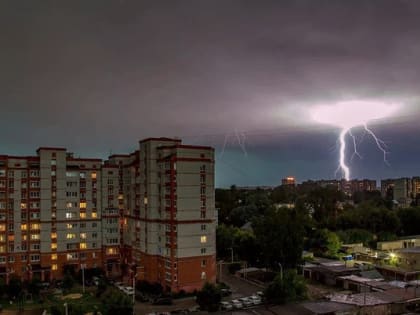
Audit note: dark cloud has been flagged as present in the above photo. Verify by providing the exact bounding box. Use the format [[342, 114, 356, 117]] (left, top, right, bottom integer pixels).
[[1, 0, 420, 186]]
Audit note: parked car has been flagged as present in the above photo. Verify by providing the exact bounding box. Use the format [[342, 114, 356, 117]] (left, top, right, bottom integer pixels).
[[220, 301, 233, 310], [115, 282, 125, 290], [153, 297, 173, 305], [239, 297, 253, 307], [220, 288, 232, 297], [122, 286, 134, 296], [231, 299, 243, 309], [249, 295, 262, 305]]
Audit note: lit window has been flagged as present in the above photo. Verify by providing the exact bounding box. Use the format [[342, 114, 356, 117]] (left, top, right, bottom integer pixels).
[[92, 212, 97, 218], [20, 224, 27, 231], [200, 236, 207, 244], [80, 202, 87, 209], [52, 264, 58, 270], [22, 235, 27, 241], [66, 202, 73, 208], [51, 232, 57, 239], [20, 203, 27, 210], [144, 197, 148, 205], [80, 243, 87, 249], [51, 254, 57, 260], [66, 233, 76, 239], [91, 172, 97, 179], [201, 272, 206, 280], [107, 247, 117, 255], [30, 234, 40, 240], [66, 212, 75, 219], [0, 224, 5, 232], [51, 243, 57, 250], [80, 233, 86, 239], [80, 212, 86, 219], [30, 223, 40, 230]]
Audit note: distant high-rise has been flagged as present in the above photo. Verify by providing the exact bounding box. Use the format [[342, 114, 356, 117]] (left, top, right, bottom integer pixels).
[[282, 176, 296, 186], [0, 138, 216, 292]]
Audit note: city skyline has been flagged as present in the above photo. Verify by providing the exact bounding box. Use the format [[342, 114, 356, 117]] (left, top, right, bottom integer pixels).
[[2, 1, 420, 187]]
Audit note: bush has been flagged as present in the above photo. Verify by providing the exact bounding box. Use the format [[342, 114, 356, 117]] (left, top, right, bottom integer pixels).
[[196, 282, 221, 312], [265, 269, 306, 305]]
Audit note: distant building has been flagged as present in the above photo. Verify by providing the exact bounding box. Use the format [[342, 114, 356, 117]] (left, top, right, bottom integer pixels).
[[299, 179, 377, 196], [393, 178, 412, 207], [281, 176, 296, 187]]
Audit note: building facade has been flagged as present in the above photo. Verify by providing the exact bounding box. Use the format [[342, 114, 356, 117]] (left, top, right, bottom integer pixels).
[[0, 138, 216, 292]]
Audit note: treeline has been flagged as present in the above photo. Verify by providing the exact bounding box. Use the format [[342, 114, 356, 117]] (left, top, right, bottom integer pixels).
[[216, 185, 420, 266]]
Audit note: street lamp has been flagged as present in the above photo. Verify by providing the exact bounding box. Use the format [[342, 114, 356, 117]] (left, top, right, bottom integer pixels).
[[132, 271, 137, 315], [64, 303, 68, 315], [278, 263, 283, 281]]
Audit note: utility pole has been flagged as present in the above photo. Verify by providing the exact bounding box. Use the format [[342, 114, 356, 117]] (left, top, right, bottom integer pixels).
[[81, 264, 86, 294]]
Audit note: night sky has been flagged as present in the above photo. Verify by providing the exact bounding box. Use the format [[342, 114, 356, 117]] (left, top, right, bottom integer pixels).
[[1, 1, 420, 187]]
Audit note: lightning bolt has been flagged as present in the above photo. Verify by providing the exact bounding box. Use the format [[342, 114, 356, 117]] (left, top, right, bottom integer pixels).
[[338, 128, 351, 181], [337, 124, 389, 181], [363, 123, 390, 166]]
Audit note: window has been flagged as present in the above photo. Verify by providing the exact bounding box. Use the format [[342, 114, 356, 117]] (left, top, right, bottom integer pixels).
[[21, 223, 27, 231], [30, 223, 40, 230], [51, 243, 57, 250], [92, 212, 97, 218], [200, 165, 206, 172], [30, 212, 40, 219], [30, 234, 40, 240], [200, 174, 206, 183], [80, 233, 86, 239], [67, 253, 78, 260], [80, 243, 87, 249], [201, 272, 206, 280], [29, 170, 39, 177], [30, 255, 40, 261], [66, 171, 78, 177], [30, 191, 40, 198], [31, 181, 39, 188], [31, 244, 40, 250], [201, 260, 207, 267], [92, 233, 97, 239], [66, 212, 75, 219], [20, 203, 27, 210], [201, 225, 206, 231], [91, 172, 97, 179], [80, 212, 86, 219], [8, 170, 14, 177], [52, 264, 58, 270], [80, 202, 87, 209], [66, 233, 76, 239], [80, 172, 86, 179], [200, 186, 206, 194], [51, 160, 56, 165], [51, 254, 57, 260], [201, 248, 206, 254], [0, 224, 6, 232], [107, 247, 117, 255], [51, 232, 57, 239], [200, 236, 207, 244]]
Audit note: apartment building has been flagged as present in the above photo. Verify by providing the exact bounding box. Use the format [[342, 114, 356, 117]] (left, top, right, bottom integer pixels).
[[0, 138, 216, 293], [107, 138, 216, 292]]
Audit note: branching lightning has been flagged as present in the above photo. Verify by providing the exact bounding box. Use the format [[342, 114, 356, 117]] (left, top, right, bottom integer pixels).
[[311, 101, 400, 181]]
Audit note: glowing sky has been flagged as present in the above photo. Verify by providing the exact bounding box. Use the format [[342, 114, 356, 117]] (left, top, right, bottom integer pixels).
[[1, 1, 420, 187]]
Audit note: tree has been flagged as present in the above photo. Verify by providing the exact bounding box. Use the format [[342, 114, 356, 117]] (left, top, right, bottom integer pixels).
[[27, 276, 41, 296], [62, 273, 75, 291], [307, 229, 341, 258], [6, 276, 22, 299], [196, 282, 221, 312], [101, 288, 133, 315], [398, 207, 420, 236], [265, 270, 307, 304], [253, 207, 304, 269]]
